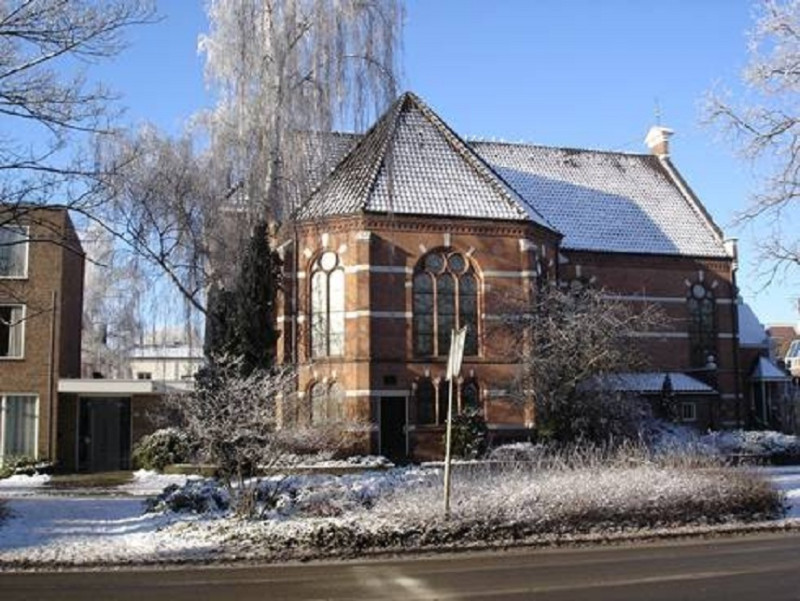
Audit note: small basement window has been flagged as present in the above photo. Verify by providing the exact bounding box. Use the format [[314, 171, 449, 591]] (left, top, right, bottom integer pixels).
[[136, 372, 152, 380], [680, 402, 697, 422]]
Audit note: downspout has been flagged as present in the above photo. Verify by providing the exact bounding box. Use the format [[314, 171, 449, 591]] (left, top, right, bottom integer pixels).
[[726, 239, 743, 429], [48, 290, 58, 464], [292, 225, 299, 367]]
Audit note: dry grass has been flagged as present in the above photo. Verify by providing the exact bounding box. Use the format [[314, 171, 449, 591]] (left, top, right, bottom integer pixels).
[[181, 445, 785, 558]]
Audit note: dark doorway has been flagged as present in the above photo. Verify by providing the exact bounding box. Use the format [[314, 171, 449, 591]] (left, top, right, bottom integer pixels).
[[78, 398, 131, 472], [379, 397, 407, 463]]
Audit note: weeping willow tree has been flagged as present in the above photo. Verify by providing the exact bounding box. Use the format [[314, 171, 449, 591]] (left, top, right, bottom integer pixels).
[[100, 0, 403, 318], [199, 0, 403, 228]]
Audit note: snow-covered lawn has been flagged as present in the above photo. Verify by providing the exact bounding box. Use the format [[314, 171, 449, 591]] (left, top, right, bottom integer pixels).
[[1, 464, 798, 567]]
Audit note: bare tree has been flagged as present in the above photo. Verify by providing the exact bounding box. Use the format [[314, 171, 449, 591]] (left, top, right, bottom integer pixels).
[[0, 0, 156, 217], [96, 1, 403, 318], [81, 221, 145, 377], [97, 127, 222, 315], [497, 283, 667, 443], [0, 0, 156, 334], [706, 0, 800, 280], [170, 357, 359, 517], [199, 0, 403, 227]]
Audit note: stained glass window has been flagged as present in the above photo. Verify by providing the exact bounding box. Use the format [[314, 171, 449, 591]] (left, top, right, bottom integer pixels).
[[310, 252, 345, 358], [412, 250, 479, 357], [687, 283, 716, 368]]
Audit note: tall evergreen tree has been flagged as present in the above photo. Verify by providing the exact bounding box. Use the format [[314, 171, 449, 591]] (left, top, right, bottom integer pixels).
[[232, 221, 281, 374]]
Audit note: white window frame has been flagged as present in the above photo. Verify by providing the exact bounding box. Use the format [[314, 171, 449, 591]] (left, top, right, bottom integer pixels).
[[680, 401, 697, 422], [0, 393, 39, 464], [0, 304, 26, 360], [0, 225, 30, 279]]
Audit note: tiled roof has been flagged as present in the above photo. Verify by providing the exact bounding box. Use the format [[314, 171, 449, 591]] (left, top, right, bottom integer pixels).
[[738, 302, 770, 348], [296, 91, 729, 259], [472, 142, 728, 257], [604, 372, 717, 394], [295, 93, 553, 228], [749, 356, 791, 381]]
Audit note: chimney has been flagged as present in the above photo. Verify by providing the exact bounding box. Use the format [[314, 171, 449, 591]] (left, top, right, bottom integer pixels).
[[645, 126, 674, 157]]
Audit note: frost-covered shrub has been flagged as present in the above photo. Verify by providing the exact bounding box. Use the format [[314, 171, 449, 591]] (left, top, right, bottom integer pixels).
[[144, 479, 230, 514], [0, 456, 53, 478], [700, 430, 800, 463], [132, 428, 193, 472]]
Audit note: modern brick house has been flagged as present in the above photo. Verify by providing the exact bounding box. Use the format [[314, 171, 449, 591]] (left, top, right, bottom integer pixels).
[[0, 207, 84, 466], [277, 92, 750, 462]]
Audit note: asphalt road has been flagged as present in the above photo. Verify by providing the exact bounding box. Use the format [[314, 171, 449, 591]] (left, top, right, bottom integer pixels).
[[2, 531, 800, 600]]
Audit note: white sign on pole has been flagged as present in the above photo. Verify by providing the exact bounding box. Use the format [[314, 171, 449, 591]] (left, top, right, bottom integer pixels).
[[446, 326, 466, 381], [443, 326, 467, 518]]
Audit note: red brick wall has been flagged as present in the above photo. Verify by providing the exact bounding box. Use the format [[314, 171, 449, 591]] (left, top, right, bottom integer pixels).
[[278, 214, 740, 457]]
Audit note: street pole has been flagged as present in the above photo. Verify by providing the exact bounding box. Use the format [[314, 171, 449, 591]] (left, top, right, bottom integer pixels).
[[443, 372, 454, 518], [443, 326, 466, 519]]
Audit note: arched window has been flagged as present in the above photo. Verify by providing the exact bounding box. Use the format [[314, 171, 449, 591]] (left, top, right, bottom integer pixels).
[[438, 379, 449, 424], [311, 251, 344, 358], [327, 383, 344, 421], [460, 379, 480, 412], [311, 382, 327, 426], [310, 381, 345, 425], [687, 282, 716, 367], [416, 378, 435, 425], [413, 250, 478, 357]]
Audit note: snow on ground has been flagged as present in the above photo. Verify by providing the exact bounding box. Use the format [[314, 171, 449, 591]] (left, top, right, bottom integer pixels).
[[116, 470, 197, 496], [0, 497, 214, 565], [761, 466, 800, 519], [0, 465, 799, 567], [0, 474, 51, 497]]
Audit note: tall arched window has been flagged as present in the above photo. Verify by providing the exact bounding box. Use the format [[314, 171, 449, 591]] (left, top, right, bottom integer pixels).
[[311, 382, 327, 426], [413, 250, 478, 357], [311, 251, 344, 358], [310, 381, 345, 425], [687, 282, 716, 367], [327, 383, 344, 421], [415, 378, 435, 425], [460, 379, 480, 412]]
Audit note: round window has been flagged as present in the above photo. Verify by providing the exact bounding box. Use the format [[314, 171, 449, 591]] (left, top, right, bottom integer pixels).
[[691, 283, 706, 299], [319, 251, 338, 271], [424, 253, 445, 273], [448, 253, 467, 273]]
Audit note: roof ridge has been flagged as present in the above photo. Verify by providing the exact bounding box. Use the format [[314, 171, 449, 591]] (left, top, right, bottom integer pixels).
[[470, 138, 651, 158]]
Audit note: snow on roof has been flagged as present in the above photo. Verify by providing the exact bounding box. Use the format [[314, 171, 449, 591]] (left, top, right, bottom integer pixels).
[[749, 356, 791, 381], [295, 92, 554, 228], [296, 91, 730, 259], [738, 302, 770, 348], [473, 142, 728, 257], [602, 372, 717, 394]]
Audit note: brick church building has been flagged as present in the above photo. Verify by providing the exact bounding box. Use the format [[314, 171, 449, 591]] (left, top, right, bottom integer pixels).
[[277, 92, 746, 462]]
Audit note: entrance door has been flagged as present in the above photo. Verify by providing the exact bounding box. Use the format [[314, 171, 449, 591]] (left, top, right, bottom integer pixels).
[[78, 398, 131, 472], [379, 397, 407, 464]]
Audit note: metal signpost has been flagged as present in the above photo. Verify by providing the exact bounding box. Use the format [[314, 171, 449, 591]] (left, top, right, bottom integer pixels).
[[443, 326, 467, 519]]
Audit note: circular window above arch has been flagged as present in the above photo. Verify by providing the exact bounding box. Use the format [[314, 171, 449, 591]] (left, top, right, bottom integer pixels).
[[319, 251, 338, 271]]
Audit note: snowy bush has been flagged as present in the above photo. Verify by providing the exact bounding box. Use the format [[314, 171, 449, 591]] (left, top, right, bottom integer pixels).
[[0, 456, 53, 479], [699, 430, 800, 462], [144, 479, 230, 514], [132, 428, 193, 472], [191, 459, 782, 560], [651, 422, 800, 464]]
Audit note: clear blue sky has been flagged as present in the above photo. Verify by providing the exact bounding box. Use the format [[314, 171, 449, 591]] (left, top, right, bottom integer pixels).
[[94, 0, 797, 325]]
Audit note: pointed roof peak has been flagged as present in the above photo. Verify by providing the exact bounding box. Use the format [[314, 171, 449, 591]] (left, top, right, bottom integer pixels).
[[296, 91, 556, 230]]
